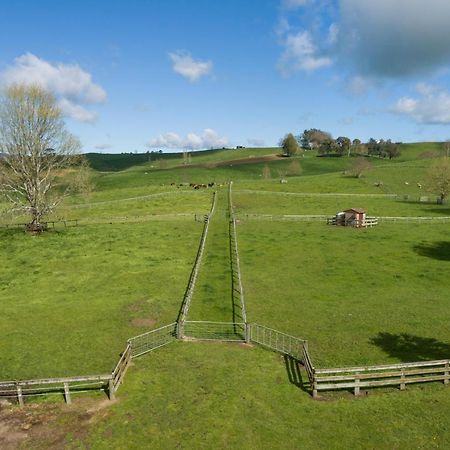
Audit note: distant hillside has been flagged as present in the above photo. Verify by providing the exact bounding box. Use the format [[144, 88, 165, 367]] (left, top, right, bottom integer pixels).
[[86, 147, 280, 172]]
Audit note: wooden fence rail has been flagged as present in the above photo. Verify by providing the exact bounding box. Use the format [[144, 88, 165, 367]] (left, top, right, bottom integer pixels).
[[313, 359, 450, 397], [0, 374, 112, 406]]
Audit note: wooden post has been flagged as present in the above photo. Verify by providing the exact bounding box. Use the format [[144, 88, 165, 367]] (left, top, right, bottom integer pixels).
[[176, 321, 184, 339], [17, 384, 24, 407], [444, 361, 449, 385], [312, 374, 318, 399], [108, 378, 116, 401], [354, 373, 360, 396], [400, 369, 406, 391], [64, 382, 72, 404]]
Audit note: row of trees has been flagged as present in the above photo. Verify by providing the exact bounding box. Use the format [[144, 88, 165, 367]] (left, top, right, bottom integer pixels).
[[298, 128, 401, 159]]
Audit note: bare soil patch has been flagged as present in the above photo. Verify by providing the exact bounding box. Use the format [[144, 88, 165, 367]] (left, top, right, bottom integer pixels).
[[0, 397, 115, 449], [131, 318, 157, 327]]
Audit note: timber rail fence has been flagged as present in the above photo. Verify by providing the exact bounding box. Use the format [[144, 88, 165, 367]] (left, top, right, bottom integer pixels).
[[1, 186, 449, 406]]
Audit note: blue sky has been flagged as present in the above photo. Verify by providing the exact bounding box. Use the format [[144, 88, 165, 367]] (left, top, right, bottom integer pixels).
[[1, 0, 450, 152]]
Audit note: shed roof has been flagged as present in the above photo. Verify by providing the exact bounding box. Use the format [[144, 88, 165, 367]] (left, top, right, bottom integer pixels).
[[344, 208, 366, 214]]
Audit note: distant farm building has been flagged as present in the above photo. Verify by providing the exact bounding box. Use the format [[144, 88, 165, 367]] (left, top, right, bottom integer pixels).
[[327, 208, 378, 228]]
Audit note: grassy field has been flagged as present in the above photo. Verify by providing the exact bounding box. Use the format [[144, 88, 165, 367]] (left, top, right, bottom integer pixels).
[[1, 144, 450, 449]]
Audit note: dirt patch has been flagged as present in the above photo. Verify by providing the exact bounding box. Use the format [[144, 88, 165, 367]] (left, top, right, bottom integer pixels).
[[131, 318, 157, 327], [0, 397, 114, 449]]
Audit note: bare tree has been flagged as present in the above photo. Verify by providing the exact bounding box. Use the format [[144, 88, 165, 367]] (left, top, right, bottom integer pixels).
[[348, 157, 372, 178], [0, 84, 87, 231], [426, 157, 450, 203]]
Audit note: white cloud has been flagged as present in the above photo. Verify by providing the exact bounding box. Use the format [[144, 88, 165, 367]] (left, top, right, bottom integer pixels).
[[58, 98, 98, 123], [168, 51, 213, 82], [1, 53, 106, 122], [346, 75, 371, 96], [147, 128, 228, 150], [392, 84, 450, 124], [277, 30, 332, 75]]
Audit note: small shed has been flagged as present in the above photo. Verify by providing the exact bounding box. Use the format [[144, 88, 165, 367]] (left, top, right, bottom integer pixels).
[[328, 208, 377, 228], [344, 208, 366, 227]]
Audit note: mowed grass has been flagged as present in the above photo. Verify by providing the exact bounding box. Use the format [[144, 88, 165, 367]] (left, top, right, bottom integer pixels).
[[0, 221, 201, 379], [60, 342, 450, 450], [233, 190, 450, 217], [238, 220, 450, 367]]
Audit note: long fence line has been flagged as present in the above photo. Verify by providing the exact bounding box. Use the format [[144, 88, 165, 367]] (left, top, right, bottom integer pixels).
[[176, 191, 217, 338], [1, 184, 449, 406], [228, 182, 248, 330], [236, 189, 397, 198], [235, 213, 450, 224]]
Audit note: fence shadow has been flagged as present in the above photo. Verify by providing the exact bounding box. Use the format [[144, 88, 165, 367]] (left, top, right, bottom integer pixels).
[[413, 241, 450, 261], [370, 332, 450, 362], [283, 355, 308, 392]]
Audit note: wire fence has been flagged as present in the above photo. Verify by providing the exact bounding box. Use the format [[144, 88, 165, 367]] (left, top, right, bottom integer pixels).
[[177, 191, 217, 336], [228, 182, 248, 327], [183, 321, 246, 341], [128, 323, 178, 357], [249, 323, 307, 362]]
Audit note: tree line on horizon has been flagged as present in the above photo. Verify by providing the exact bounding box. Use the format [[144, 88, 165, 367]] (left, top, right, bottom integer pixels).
[[297, 128, 401, 159]]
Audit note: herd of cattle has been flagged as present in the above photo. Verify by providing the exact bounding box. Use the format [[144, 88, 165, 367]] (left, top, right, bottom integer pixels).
[[169, 182, 218, 190]]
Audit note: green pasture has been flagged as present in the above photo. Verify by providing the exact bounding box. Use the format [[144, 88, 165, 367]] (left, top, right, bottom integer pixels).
[[232, 190, 450, 217], [65, 342, 449, 450], [1, 144, 450, 448], [238, 221, 450, 367], [0, 221, 201, 379]]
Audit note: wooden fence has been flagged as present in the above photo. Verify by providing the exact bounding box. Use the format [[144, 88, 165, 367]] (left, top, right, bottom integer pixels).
[[311, 359, 450, 398], [0, 219, 78, 230]]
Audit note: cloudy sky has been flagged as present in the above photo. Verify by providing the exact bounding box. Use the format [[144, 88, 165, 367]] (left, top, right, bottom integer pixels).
[[1, 0, 450, 152]]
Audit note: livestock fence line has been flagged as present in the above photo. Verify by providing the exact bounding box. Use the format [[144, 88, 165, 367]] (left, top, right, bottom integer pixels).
[[236, 190, 397, 198], [0, 341, 132, 407], [310, 359, 450, 398], [228, 182, 248, 337], [65, 189, 200, 209], [0, 219, 78, 230], [1, 321, 449, 406], [235, 213, 450, 224], [176, 191, 218, 338]]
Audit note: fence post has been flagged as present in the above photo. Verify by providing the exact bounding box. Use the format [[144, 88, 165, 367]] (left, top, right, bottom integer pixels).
[[245, 323, 251, 344], [16, 384, 24, 407], [108, 378, 116, 400], [400, 369, 406, 391], [64, 382, 72, 404], [354, 372, 360, 396], [177, 321, 184, 339], [312, 373, 318, 399], [444, 361, 449, 385]]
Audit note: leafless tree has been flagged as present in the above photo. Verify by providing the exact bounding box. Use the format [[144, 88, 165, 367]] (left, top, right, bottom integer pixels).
[[426, 157, 450, 202], [0, 84, 88, 231]]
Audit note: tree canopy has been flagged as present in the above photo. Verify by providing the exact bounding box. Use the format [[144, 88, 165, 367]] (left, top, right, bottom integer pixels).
[[0, 84, 88, 231], [280, 133, 301, 157]]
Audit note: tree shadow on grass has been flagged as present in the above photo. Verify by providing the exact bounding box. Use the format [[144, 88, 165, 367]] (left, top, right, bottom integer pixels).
[[370, 332, 450, 362], [413, 241, 450, 261]]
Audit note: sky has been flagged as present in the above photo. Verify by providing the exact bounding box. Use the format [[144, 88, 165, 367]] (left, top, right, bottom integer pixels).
[[1, 0, 450, 153]]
